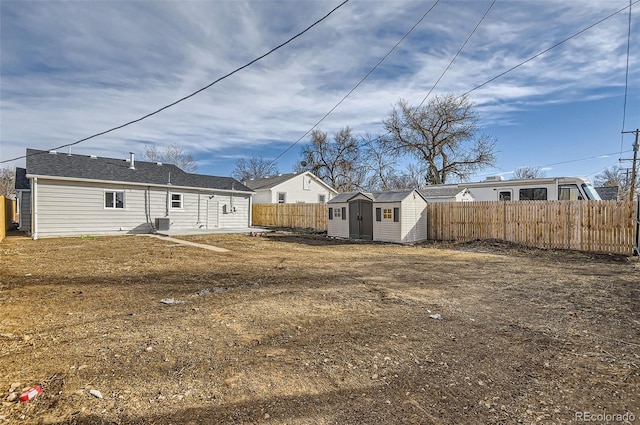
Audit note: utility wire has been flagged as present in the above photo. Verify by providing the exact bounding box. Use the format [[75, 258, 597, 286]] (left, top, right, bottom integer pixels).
[[268, 0, 441, 166], [459, 0, 640, 98], [0, 0, 351, 164], [417, 0, 496, 108], [619, 0, 633, 159]]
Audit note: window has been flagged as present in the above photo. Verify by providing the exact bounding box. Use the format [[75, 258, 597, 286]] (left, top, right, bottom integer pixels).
[[383, 208, 392, 219], [171, 193, 183, 209], [105, 191, 124, 209], [334, 208, 341, 218], [341, 207, 347, 220], [303, 177, 311, 190], [318, 194, 326, 203], [499, 191, 512, 201], [277, 192, 286, 204], [328, 208, 333, 220], [376, 208, 381, 221], [519, 188, 547, 200], [559, 185, 581, 200], [393, 207, 400, 222]]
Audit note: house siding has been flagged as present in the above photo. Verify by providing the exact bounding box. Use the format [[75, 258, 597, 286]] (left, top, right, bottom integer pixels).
[[33, 179, 250, 237], [262, 173, 335, 204]]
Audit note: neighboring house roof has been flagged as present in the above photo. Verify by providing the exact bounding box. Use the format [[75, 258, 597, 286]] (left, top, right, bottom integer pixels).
[[15, 167, 30, 190], [24, 149, 253, 192], [595, 186, 618, 201], [244, 172, 338, 194], [329, 190, 426, 204], [418, 185, 466, 199]]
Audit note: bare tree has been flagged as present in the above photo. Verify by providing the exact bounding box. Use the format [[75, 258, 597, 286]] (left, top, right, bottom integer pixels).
[[232, 157, 279, 182], [143, 143, 197, 172], [383, 95, 496, 185], [594, 166, 623, 187], [361, 134, 400, 191], [512, 166, 545, 180], [0, 167, 16, 198], [298, 127, 366, 192]]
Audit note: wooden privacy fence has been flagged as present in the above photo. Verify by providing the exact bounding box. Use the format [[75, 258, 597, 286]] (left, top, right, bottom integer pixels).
[[252, 200, 638, 255], [428, 200, 638, 254], [253, 203, 329, 231]]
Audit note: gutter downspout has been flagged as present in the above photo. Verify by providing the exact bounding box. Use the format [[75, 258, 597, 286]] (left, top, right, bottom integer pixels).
[[32, 177, 38, 240]]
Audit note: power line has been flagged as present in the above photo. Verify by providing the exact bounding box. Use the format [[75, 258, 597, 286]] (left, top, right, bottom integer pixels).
[[268, 0, 442, 166], [0, 0, 351, 165], [459, 0, 640, 98], [417, 0, 496, 108]]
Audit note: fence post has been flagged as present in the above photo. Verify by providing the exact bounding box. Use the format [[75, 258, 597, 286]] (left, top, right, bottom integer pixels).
[[634, 198, 639, 256]]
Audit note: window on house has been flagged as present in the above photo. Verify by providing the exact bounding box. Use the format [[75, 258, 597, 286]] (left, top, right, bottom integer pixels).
[[328, 208, 333, 220], [393, 207, 399, 222], [383, 208, 392, 219], [519, 188, 547, 200], [105, 191, 124, 209], [171, 193, 183, 209], [376, 208, 381, 221], [303, 177, 311, 190], [334, 208, 342, 218], [318, 194, 326, 203], [341, 207, 346, 220], [277, 192, 286, 203]]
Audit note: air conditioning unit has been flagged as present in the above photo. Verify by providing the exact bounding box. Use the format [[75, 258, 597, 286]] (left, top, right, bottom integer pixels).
[[485, 176, 504, 182], [155, 218, 170, 231]]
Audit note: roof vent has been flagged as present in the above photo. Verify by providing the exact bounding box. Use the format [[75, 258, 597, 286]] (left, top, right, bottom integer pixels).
[[49, 150, 57, 155], [90, 155, 97, 159], [129, 152, 135, 170], [156, 162, 163, 166]]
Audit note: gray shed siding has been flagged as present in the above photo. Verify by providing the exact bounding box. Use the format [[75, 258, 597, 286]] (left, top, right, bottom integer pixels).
[[32, 179, 250, 237]]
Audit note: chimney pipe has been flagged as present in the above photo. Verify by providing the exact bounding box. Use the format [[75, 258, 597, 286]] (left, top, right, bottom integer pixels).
[[129, 152, 135, 170]]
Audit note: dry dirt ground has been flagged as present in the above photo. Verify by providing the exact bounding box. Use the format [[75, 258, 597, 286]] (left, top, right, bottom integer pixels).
[[0, 232, 639, 425]]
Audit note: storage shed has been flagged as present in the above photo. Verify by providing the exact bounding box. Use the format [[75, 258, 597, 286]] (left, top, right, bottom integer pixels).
[[327, 190, 428, 243]]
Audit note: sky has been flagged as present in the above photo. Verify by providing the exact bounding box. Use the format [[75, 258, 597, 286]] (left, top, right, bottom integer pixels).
[[1, 0, 638, 184]]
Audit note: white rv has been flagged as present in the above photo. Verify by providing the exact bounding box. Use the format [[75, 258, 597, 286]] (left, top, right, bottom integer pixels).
[[460, 176, 602, 201]]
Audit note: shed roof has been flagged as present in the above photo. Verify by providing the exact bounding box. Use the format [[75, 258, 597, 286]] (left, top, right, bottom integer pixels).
[[24, 149, 253, 192]]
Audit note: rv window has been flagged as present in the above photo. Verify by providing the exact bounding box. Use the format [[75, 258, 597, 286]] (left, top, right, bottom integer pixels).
[[559, 185, 580, 200], [499, 191, 511, 201], [581, 184, 602, 200], [519, 188, 547, 200]]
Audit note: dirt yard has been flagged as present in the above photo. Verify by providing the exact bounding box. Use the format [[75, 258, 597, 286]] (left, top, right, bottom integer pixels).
[[0, 232, 638, 424]]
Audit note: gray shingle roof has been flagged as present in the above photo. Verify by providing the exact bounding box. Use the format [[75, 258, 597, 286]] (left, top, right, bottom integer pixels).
[[25, 149, 253, 192], [418, 186, 464, 198], [15, 167, 30, 190], [243, 173, 299, 190], [595, 186, 618, 201]]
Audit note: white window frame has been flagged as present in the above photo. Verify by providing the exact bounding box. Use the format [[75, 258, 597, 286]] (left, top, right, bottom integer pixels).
[[277, 192, 286, 204], [105, 191, 125, 209], [303, 177, 311, 191], [171, 193, 183, 209], [318, 194, 326, 203]]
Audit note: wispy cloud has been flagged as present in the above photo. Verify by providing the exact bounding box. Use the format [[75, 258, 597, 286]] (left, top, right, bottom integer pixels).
[[1, 0, 638, 178]]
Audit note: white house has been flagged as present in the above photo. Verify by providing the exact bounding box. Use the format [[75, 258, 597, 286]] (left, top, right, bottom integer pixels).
[[327, 190, 428, 244], [16, 149, 255, 239], [244, 172, 338, 204]]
